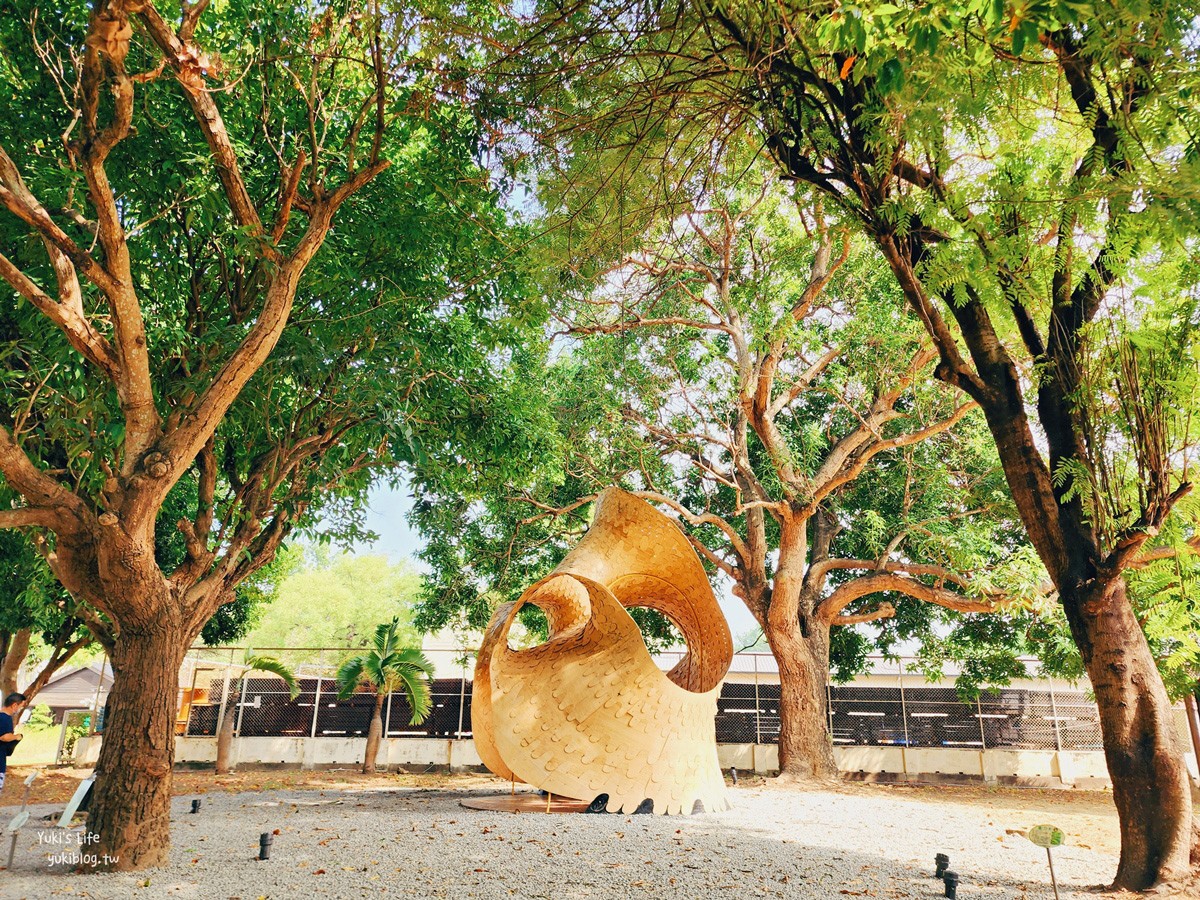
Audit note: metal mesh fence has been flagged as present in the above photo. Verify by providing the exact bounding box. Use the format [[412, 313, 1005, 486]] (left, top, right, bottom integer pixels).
[[714, 682, 776, 744], [181, 648, 476, 740], [821, 663, 1105, 751], [180, 649, 1113, 751]]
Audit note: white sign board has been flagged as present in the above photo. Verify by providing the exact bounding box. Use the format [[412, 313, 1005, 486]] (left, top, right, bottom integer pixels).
[[5, 811, 29, 834], [56, 777, 95, 828]]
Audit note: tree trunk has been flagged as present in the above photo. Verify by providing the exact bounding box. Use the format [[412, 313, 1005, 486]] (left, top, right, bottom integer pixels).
[[0, 628, 31, 697], [87, 620, 188, 871], [1186, 693, 1200, 790], [215, 688, 236, 775], [362, 692, 385, 775], [1063, 577, 1195, 890], [764, 615, 836, 781]]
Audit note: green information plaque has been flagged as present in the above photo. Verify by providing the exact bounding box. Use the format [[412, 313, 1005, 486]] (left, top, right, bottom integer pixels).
[[1027, 824, 1065, 848]]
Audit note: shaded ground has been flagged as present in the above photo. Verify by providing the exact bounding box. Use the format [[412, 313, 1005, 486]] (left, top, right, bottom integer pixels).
[[2, 767, 1171, 899], [0, 765, 1126, 856], [0, 763, 492, 808]]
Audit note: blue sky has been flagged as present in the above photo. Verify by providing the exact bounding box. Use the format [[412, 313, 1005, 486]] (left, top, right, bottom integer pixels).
[[359, 481, 427, 567]]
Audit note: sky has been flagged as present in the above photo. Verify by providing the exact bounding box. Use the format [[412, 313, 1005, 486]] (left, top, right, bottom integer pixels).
[[359, 481, 427, 568], [357, 482, 763, 642]]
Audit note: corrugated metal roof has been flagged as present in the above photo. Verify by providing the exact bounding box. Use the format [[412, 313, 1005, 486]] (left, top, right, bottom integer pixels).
[[34, 660, 112, 709]]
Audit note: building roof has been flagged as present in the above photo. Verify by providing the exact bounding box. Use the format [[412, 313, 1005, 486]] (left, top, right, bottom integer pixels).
[[34, 659, 112, 710]]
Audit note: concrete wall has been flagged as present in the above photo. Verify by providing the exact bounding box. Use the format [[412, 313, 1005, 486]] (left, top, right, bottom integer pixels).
[[719, 743, 1118, 786], [72, 734, 1196, 789], [824, 745, 1117, 786], [72, 734, 485, 772], [170, 735, 484, 771]]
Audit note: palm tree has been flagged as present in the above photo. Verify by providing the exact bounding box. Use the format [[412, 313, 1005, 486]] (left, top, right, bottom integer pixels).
[[215, 650, 299, 775], [335, 618, 433, 774]]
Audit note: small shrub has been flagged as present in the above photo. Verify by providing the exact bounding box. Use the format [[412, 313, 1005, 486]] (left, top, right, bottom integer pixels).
[[25, 704, 55, 731]]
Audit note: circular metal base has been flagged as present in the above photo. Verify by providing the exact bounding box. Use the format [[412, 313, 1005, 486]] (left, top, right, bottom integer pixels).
[[459, 793, 591, 814]]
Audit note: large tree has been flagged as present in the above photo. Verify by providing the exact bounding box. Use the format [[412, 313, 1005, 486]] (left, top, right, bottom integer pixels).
[[242, 546, 422, 656], [0, 0, 537, 869], [556, 192, 1028, 779], [700, 5, 1200, 887], [417, 178, 1039, 777], [474, 0, 1200, 887]]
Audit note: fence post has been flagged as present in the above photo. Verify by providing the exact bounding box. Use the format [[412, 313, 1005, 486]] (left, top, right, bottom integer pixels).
[[89, 651, 108, 735], [826, 680, 834, 738], [182, 648, 201, 736], [898, 658, 910, 780], [976, 696, 988, 750], [976, 694, 990, 781], [457, 671, 467, 739], [310, 676, 322, 739], [1048, 678, 1063, 751], [385, 688, 393, 737], [753, 653, 761, 745], [213, 649, 233, 740], [235, 671, 249, 735]]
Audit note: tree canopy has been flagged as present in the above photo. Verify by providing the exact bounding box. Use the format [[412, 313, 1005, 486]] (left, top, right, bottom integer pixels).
[[242, 546, 423, 654], [430, 0, 1200, 886], [0, 0, 549, 868]]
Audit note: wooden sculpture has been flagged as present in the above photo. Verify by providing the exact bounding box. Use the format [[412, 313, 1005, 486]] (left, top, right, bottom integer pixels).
[[472, 488, 733, 814]]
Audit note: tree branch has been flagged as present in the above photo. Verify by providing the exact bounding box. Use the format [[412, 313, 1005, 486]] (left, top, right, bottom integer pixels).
[[0, 426, 88, 525], [0, 252, 119, 379], [0, 145, 120, 297], [136, 2, 273, 257], [0, 507, 62, 530], [797, 397, 975, 521], [810, 557, 972, 590], [833, 602, 896, 626], [817, 571, 997, 624], [1129, 531, 1200, 569], [1104, 482, 1193, 574]]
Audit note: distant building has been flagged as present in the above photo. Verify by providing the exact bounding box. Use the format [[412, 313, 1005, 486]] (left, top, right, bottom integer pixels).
[[33, 659, 112, 725]]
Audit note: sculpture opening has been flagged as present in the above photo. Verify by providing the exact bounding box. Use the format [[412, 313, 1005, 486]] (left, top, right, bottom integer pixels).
[[471, 488, 733, 814]]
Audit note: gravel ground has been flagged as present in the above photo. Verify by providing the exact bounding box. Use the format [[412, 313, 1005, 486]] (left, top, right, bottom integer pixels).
[[0, 781, 1126, 899]]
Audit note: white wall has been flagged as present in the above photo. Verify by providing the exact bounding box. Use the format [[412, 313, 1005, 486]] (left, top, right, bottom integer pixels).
[[170, 735, 484, 770], [71, 735, 1197, 789]]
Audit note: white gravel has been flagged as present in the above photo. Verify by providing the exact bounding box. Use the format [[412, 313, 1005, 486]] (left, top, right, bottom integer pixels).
[[1, 782, 1119, 899]]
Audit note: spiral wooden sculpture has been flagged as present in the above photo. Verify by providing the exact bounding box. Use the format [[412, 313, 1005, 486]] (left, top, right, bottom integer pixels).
[[472, 488, 733, 814]]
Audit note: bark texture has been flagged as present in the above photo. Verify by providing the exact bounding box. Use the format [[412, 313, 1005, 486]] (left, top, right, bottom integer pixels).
[[363, 692, 385, 775], [1065, 580, 1194, 887], [0, 629, 30, 697], [215, 696, 236, 775], [765, 614, 834, 780], [87, 621, 188, 871]]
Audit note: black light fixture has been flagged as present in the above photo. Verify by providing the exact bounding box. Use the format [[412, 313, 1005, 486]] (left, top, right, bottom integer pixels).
[[258, 832, 273, 861], [934, 853, 949, 878], [190, 799, 201, 814], [942, 870, 960, 899], [729, 766, 738, 785]]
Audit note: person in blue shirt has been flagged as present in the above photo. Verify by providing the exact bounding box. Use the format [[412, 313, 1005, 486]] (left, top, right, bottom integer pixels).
[[0, 691, 27, 795]]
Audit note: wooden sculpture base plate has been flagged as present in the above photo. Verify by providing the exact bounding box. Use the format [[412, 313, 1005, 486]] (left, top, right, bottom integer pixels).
[[460, 792, 591, 814]]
